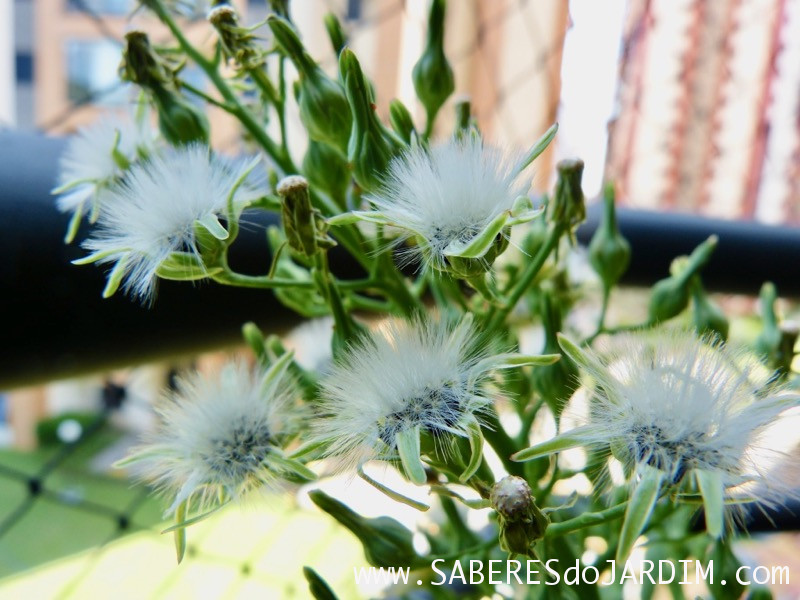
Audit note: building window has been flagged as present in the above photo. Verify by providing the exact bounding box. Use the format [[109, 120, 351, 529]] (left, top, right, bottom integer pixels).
[[66, 40, 128, 106], [66, 0, 132, 16], [15, 53, 34, 83]]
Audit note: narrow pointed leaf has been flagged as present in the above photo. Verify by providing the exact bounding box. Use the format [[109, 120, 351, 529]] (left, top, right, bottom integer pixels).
[[358, 466, 429, 511], [443, 212, 508, 259], [513, 122, 558, 177], [173, 501, 187, 564], [511, 428, 594, 462], [72, 248, 125, 265], [459, 418, 484, 483], [161, 502, 229, 533], [696, 469, 724, 538], [102, 256, 130, 298], [270, 453, 317, 481], [474, 353, 560, 373], [395, 426, 426, 485], [226, 156, 262, 214], [327, 211, 388, 226], [557, 333, 602, 372], [507, 207, 544, 226], [195, 213, 229, 240], [262, 349, 295, 389], [156, 252, 219, 281], [289, 439, 329, 461], [64, 209, 83, 244], [616, 466, 664, 563]]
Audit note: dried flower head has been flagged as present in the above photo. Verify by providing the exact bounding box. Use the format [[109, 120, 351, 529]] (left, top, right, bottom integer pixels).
[[77, 144, 265, 302], [119, 355, 310, 516], [314, 314, 558, 484], [515, 331, 800, 540]]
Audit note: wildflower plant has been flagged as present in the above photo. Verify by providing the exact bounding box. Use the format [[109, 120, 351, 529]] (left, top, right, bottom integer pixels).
[[54, 0, 799, 596]]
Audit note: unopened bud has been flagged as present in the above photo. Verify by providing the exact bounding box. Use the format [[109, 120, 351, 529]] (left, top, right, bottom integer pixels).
[[588, 183, 630, 289], [303, 567, 339, 600], [690, 277, 729, 341], [152, 87, 210, 146], [648, 235, 717, 323], [268, 16, 352, 151], [277, 175, 335, 257], [412, 0, 455, 131], [120, 31, 174, 88], [309, 490, 419, 568], [550, 159, 586, 235], [339, 48, 403, 191], [323, 13, 348, 56], [490, 476, 548, 558], [208, 5, 264, 70]]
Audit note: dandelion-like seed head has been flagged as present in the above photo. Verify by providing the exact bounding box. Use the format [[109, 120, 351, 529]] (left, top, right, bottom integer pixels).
[[54, 112, 158, 219], [126, 360, 300, 514], [81, 144, 265, 301], [314, 316, 495, 471], [557, 332, 800, 512], [367, 137, 531, 273]]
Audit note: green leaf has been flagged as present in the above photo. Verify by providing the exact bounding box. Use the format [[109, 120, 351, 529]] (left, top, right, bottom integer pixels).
[[459, 418, 484, 483], [64, 209, 83, 244], [513, 122, 558, 177], [72, 248, 126, 265], [289, 439, 329, 461], [327, 211, 388, 226], [616, 466, 664, 562], [511, 428, 593, 462], [443, 211, 508, 259], [262, 349, 295, 390], [557, 333, 602, 373], [395, 426, 427, 485], [358, 466, 429, 512], [173, 501, 187, 564], [102, 255, 130, 298], [161, 502, 229, 533], [195, 213, 229, 240], [696, 469, 724, 538], [477, 352, 561, 372]]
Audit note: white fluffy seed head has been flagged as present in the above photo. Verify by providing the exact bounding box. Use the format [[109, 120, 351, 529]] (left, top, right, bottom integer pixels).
[[83, 145, 265, 301], [367, 136, 528, 270], [572, 331, 799, 510], [55, 113, 158, 216], [313, 316, 495, 472], [127, 361, 300, 514]]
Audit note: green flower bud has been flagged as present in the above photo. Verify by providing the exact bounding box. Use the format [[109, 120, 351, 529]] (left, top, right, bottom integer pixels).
[[120, 31, 174, 89], [690, 277, 729, 341], [533, 291, 579, 418], [412, 0, 455, 133], [648, 235, 718, 323], [490, 476, 548, 558], [323, 13, 348, 56], [755, 282, 781, 359], [588, 183, 630, 290], [309, 490, 419, 568], [339, 48, 403, 191], [152, 87, 210, 146], [549, 159, 586, 236], [453, 94, 478, 140], [277, 175, 335, 258], [303, 567, 339, 600], [302, 138, 350, 206], [208, 5, 264, 70], [388, 99, 416, 145], [268, 16, 352, 152]]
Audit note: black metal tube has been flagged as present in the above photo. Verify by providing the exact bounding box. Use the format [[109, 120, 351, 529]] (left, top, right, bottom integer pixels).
[[0, 131, 363, 389], [577, 203, 800, 297], [3, 131, 800, 388]]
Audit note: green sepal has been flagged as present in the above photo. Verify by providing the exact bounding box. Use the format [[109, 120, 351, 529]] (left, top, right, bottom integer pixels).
[[156, 252, 219, 281], [511, 428, 593, 462], [269, 451, 317, 482], [173, 500, 187, 564], [616, 466, 664, 562], [72, 248, 126, 266], [556, 333, 603, 374], [395, 426, 427, 485], [64, 207, 84, 244], [443, 211, 508, 259], [162, 501, 229, 533], [459, 418, 484, 483], [102, 255, 130, 298], [696, 469, 724, 538], [513, 122, 558, 177], [327, 211, 388, 226], [195, 213, 229, 241]]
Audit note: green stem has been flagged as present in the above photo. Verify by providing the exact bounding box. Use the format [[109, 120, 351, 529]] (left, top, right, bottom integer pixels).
[[485, 224, 563, 331], [153, 0, 294, 173], [212, 269, 313, 289], [545, 502, 627, 538]]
